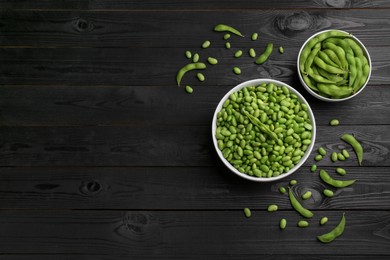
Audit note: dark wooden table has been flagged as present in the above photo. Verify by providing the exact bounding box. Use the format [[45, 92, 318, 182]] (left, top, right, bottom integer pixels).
[[0, 1, 389, 259]]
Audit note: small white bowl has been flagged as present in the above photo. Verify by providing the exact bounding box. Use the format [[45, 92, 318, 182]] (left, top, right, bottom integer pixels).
[[211, 79, 316, 182], [297, 29, 372, 102]]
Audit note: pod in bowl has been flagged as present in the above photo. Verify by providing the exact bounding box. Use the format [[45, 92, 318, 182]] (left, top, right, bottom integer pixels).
[[297, 30, 371, 102], [212, 79, 316, 182]]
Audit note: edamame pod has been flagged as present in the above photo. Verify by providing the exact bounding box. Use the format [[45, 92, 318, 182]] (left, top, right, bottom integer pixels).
[[341, 134, 363, 166], [176, 62, 206, 86], [317, 83, 353, 99], [288, 189, 314, 218], [314, 57, 347, 75], [319, 169, 356, 188], [304, 43, 321, 74], [352, 57, 363, 92], [255, 43, 273, 65], [346, 53, 357, 87], [214, 24, 244, 37], [317, 213, 346, 243]]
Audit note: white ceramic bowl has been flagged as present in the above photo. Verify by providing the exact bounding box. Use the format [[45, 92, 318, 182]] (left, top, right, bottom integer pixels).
[[212, 79, 316, 182], [297, 29, 372, 102]]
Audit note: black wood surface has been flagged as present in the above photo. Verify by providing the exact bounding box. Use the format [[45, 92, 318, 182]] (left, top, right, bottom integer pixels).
[[0, 0, 389, 258]]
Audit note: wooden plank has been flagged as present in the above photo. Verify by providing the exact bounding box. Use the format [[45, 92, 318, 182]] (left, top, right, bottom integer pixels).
[[0, 84, 389, 126], [1, 0, 389, 10], [1, 10, 390, 48], [0, 166, 388, 210], [0, 210, 388, 255], [0, 125, 388, 167], [0, 46, 387, 86]]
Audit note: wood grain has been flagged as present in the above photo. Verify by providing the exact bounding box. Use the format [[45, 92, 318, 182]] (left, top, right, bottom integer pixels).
[[0, 166, 388, 210], [0, 46, 387, 86], [0, 125, 388, 167], [0, 210, 388, 255], [0, 10, 389, 48], [0, 85, 389, 126], [1, 0, 390, 10]]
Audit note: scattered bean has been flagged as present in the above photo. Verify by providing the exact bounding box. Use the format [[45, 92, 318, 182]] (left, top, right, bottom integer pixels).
[[311, 164, 317, 172], [267, 204, 278, 212], [185, 85, 193, 94], [243, 207, 251, 218], [249, 48, 256, 58], [341, 134, 363, 166], [317, 213, 346, 243], [251, 33, 258, 41], [336, 167, 347, 175], [202, 40, 211, 48], [233, 67, 241, 75], [280, 218, 287, 229], [315, 154, 323, 161], [224, 33, 231, 40], [185, 51, 192, 59], [318, 147, 326, 156], [342, 149, 350, 158], [330, 119, 340, 126], [298, 220, 309, 228], [320, 169, 356, 188], [320, 217, 328, 225], [225, 42, 231, 49], [234, 50, 243, 58], [302, 191, 312, 200], [290, 180, 297, 186], [197, 73, 205, 82], [323, 189, 334, 197], [337, 153, 346, 161], [279, 46, 284, 54], [331, 152, 338, 162], [207, 57, 218, 65], [279, 187, 287, 194], [192, 53, 200, 63]]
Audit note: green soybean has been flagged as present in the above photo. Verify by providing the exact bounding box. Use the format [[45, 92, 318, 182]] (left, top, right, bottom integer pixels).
[[298, 220, 309, 228], [290, 180, 297, 186], [317, 213, 346, 243], [207, 57, 218, 65], [342, 149, 350, 158], [341, 134, 363, 166], [330, 119, 339, 126], [197, 72, 205, 82], [320, 169, 356, 188], [233, 67, 241, 75], [249, 48, 256, 58], [315, 154, 323, 161], [185, 85, 193, 94], [337, 153, 346, 161], [302, 191, 312, 200], [311, 164, 317, 172], [336, 167, 347, 175], [176, 62, 207, 86], [323, 189, 334, 197], [267, 204, 278, 212], [243, 207, 251, 218], [192, 53, 200, 63], [279, 186, 287, 194], [225, 42, 231, 49], [318, 147, 327, 156], [279, 46, 284, 54], [234, 50, 243, 58], [224, 33, 231, 40], [202, 40, 211, 49], [320, 217, 328, 225], [289, 189, 314, 218], [214, 24, 244, 37], [280, 218, 287, 229], [251, 33, 258, 41], [185, 51, 192, 59], [255, 43, 273, 65]]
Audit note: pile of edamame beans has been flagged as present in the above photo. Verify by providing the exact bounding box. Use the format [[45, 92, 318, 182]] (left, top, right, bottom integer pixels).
[[299, 30, 370, 99], [215, 83, 313, 178]]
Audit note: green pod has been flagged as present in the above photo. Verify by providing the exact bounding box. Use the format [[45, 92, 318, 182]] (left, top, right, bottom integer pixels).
[[288, 189, 314, 218], [352, 57, 363, 92], [314, 57, 347, 75], [322, 42, 348, 70], [317, 213, 346, 243], [319, 169, 356, 188], [304, 43, 322, 74], [176, 62, 207, 86], [317, 83, 353, 99], [255, 43, 274, 65], [214, 24, 244, 37], [346, 53, 357, 87], [299, 37, 320, 73], [341, 134, 363, 166]]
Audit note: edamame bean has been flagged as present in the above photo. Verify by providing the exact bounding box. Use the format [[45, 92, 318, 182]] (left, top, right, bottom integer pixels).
[[331, 152, 338, 162], [251, 33, 258, 41], [255, 43, 273, 65], [298, 220, 309, 228], [185, 51, 192, 59], [330, 119, 339, 126], [249, 48, 256, 58], [317, 213, 346, 243], [337, 153, 346, 161], [336, 167, 347, 175], [302, 191, 312, 200], [214, 24, 244, 37], [202, 40, 211, 48], [192, 53, 200, 63], [341, 134, 363, 166], [320, 217, 328, 225], [323, 189, 334, 197], [320, 169, 356, 188], [279, 46, 284, 54], [207, 57, 218, 65], [315, 154, 323, 161], [290, 180, 297, 185], [280, 218, 287, 229], [342, 149, 350, 158], [267, 204, 278, 212], [197, 72, 205, 82], [185, 85, 193, 94], [234, 50, 243, 58], [279, 186, 287, 194], [318, 147, 326, 156], [243, 207, 251, 218], [224, 33, 231, 40], [311, 164, 317, 172], [176, 62, 207, 86], [233, 67, 241, 75], [225, 42, 231, 49], [289, 189, 314, 218]]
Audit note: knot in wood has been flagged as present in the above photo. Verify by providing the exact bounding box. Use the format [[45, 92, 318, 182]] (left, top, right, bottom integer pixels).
[[324, 0, 350, 8], [80, 180, 102, 195], [124, 213, 149, 233], [275, 12, 313, 34], [73, 18, 94, 33]]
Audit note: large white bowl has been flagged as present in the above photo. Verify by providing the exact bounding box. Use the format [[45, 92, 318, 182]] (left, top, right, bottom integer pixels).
[[297, 29, 372, 102], [212, 79, 316, 182]]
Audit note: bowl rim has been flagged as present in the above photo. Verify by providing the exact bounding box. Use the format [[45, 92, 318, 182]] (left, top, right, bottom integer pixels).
[[297, 29, 372, 102], [211, 78, 316, 182]]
